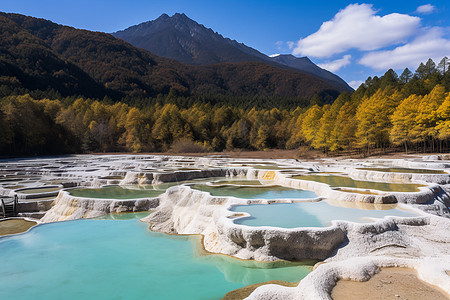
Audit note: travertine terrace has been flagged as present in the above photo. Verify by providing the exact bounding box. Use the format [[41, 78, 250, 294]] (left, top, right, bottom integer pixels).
[[0, 154, 449, 299]]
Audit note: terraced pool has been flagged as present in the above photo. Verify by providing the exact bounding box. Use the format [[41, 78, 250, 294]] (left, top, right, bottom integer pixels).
[[192, 184, 317, 199], [292, 175, 424, 192], [0, 214, 312, 299], [230, 200, 419, 228], [17, 186, 62, 194], [357, 167, 447, 174], [68, 186, 164, 199]]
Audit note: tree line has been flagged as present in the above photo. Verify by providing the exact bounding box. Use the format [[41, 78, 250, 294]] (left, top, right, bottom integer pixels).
[[0, 57, 449, 156]]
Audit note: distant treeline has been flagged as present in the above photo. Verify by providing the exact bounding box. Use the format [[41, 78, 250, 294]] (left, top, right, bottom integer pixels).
[[0, 58, 449, 156]]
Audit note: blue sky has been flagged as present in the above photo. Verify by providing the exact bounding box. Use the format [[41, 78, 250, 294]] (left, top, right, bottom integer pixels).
[[1, 0, 449, 88]]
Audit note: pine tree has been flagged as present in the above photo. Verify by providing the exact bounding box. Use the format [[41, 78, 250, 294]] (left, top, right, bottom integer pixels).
[[399, 68, 413, 84], [380, 69, 399, 88], [416, 58, 437, 78], [438, 57, 449, 74]]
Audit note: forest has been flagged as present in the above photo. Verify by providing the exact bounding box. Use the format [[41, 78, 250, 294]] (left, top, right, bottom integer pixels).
[[0, 57, 449, 156], [0, 12, 341, 104]]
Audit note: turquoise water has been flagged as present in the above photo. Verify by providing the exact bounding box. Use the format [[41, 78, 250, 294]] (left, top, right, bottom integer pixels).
[[0, 215, 312, 300], [231, 201, 419, 228], [192, 185, 317, 199], [68, 186, 163, 199]]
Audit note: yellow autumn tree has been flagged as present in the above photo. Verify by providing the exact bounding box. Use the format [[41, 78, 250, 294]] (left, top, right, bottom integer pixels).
[[285, 108, 305, 149], [330, 102, 357, 151], [313, 104, 333, 150], [390, 94, 422, 152], [121, 107, 145, 152], [413, 85, 446, 150], [301, 105, 323, 147], [435, 92, 450, 140], [356, 89, 401, 153]]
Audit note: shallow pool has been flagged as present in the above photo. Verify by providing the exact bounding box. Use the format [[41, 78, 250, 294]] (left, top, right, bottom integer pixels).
[[69, 186, 163, 199], [230, 200, 419, 228], [293, 175, 424, 192], [18, 186, 61, 194], [192, 185, 317, 199], [357, 167, 446, 174], [0, 215, 312, 299], [211, 179, 264, 186], [130, 177, 229, 191]]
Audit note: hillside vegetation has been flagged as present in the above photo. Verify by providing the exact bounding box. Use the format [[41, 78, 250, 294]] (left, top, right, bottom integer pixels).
[[0, 58, 449, 156], [0, 12, 340, 107]]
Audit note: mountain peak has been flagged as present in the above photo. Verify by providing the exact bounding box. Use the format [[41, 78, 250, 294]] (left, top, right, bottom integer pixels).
[[157, 13, 170, 20], [112, 13, 268, 65], [112, 15, 352, 91], [172, 12, 188, 19], [153, 12, 194, 25]]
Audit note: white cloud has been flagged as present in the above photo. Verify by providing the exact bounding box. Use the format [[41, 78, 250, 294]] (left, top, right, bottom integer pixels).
[[359, 27, 450, 71], [318, 55, 351, 72], [348, 80, 364, 89], [292, 3, 421, 58], [416, 4, 436, 14]]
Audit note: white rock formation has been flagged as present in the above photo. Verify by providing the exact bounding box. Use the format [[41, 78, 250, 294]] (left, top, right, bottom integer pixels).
[[41, 191, 159, 222], [1, 154, 449, 299]]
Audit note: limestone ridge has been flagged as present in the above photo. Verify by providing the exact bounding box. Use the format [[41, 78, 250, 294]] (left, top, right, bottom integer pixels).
[[112, 13, 353, 92]]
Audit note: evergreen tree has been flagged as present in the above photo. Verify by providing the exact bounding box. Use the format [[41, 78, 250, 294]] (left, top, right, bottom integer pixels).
[[438, 57, 449, 74], [380, 69, 399, 88], [399, 68, 413, 84]]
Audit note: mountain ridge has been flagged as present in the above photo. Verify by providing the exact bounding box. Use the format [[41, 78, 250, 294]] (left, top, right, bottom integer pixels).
[[0, 12, 342, 106], [113, 13, 352, 92]]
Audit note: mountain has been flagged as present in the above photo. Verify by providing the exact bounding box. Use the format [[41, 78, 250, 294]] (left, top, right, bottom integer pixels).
[[0, 14, 111, 98], [269, 54, 351, 92], [113, 13, 269, 65], [113, 13, 352, 92], [0, 12, 342, 106]]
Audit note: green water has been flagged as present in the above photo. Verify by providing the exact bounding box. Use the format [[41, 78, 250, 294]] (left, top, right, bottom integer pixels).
[[293, 175, 424, 192], [129, 177, 228, 191], [4, 185, 25, 189], [358, 167, 446, 174], [231, 201, 419, 228], [69, 186, 163, 199], [211, 180, 264, 186], [0, 215, 312, 300], [95, 212, 150, 220], [20, 196, 56, 201], [192, 185, 317, 199], [18, 187, 61, 194]]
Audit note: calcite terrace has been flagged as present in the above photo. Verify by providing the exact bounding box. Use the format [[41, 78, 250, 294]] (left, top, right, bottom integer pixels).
[[0, 154, 449, 299]]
